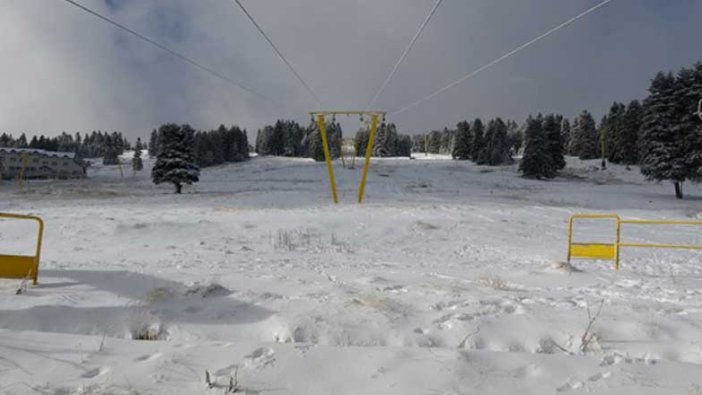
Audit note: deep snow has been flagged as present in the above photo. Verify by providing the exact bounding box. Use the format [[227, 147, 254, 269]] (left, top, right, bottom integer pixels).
[[1, 155, 702, 394]]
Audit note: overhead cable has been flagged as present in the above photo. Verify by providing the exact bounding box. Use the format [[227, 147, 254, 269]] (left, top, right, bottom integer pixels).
[[390, 0, 615, 117], [233, 0, 323, 106]]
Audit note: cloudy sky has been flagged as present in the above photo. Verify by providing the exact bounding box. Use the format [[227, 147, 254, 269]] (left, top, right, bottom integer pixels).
[[1, 0, 701, 140]]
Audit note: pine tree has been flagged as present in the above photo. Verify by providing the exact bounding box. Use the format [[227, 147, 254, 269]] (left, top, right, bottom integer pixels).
[[373, 123, 392, 157], [571, 110, 599, 160], [151, 124, 200, 194], [620, 100, 643, 165], [507, 120, 522, 156], [471, 118, 485, 162], [132, 137, 144, 171], [354, 128, 370, 157], [601, 102, 626, 164], [520, 116, 556, 179], [148, 129, 159, 157], [561, 118, 571, 156], [543, 114, 566, 170], [640, 72, 686, 198], [452, 121, 472, 160], [102, 134, 120, 165], [676, 63, 702, 186], [483, 118, 512, 165]]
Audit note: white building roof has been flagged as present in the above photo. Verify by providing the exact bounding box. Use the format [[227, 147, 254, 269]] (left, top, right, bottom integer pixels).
[[0, 147, 76, 159]]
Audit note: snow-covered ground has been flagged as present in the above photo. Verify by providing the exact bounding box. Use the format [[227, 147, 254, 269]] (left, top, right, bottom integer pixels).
[[1, 155, 702, 394]]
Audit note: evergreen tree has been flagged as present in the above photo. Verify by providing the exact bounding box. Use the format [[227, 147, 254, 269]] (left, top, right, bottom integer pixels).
[[148, 129, 159, 157], [354, 128, 370, 157], [427, 131, 443, 154], [102, 134, 120, 165], [452, 121, 472, 160], [151, 124, 200, 194], [507, 120, 522, 156], [471, 118, 485, 162], [482, 118, 512, 165], [132, 137, 144, 171], [543, 114, 566, 170], [561, 118, 572, 155], [620, 100, 643, 165], [601, 102, 626, 164], [571, 110, 599, 160], [675, 62, 702, 187], [520, 116, 556, 179], [440, 128, 454, 154], [640, 72, 686, 198]]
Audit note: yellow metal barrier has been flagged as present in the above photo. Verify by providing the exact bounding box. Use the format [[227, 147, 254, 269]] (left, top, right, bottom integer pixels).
[[567, 214, 702, 270], [311, 111, 386, 204], [0, 213, 44, 285]]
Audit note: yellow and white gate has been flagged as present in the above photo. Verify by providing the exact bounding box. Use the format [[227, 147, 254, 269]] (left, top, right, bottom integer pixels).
[[0, 213, 44, 284], [567, 214, 702, 270]]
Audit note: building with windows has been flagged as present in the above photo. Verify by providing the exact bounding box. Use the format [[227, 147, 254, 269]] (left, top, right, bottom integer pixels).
[[0, 148, 86, 179]]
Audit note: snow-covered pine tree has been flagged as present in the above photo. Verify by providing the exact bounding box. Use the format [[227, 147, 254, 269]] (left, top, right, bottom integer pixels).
[[151, 124, 200, 194], [520, 116, 556, 179], [148, 129, 158, 158], [543, 114, 566, 170], [440, 128, 454, 155], [102, 134, 120, 165], [640, 72, 686, 198], [354, 128, 370, 157], [396, 134, 413, 158], [601, 102, 626, 163], [620, 100, 643, 165], [471, 118, 485, 163], [373, 123, 391, 157], [452, 121, 472, 160], [676, 63, 702, 187], [132, 137, 143, 171], [561, 118, 571, 156], [571, 110, 599, 160], [483, 118, 512, 165], [507, 120, 522, 156]]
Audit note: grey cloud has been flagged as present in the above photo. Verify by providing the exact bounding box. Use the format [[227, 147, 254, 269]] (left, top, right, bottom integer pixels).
[[1, 0, 701, 140]]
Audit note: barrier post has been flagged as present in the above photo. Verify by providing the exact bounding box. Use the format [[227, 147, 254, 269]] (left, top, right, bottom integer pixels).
[[0, 213, 44, 285]]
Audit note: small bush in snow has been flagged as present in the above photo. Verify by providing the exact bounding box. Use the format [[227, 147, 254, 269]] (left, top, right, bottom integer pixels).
[[128, 308, 167, 341], [478, 274, 507, 290], [274, 228, 311, 251]]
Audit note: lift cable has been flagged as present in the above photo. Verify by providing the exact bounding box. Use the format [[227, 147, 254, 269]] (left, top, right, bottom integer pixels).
[[389, 0, 615, 117], [61, 0, 278, 106], [233, 0, 323, 107], [365, 0, 444, 110]]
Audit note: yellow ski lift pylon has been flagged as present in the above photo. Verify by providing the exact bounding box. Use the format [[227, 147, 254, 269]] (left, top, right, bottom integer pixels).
[[310, 111, 386, 204]]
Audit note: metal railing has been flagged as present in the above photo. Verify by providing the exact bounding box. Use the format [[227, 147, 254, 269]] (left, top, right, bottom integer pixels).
[[0, 212, 44, 284], [568, 214, 702, 270]]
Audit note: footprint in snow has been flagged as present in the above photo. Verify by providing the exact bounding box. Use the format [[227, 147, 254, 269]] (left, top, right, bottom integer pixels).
[[135, 353, 161, 362], [556, 379, 584, 392], [82, 366, 109, 378], [589, 371, 612, 382], [245, 347, 275, 370]]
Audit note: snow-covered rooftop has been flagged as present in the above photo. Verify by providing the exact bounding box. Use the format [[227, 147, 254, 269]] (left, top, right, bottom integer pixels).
[[0, 147, 75, 159]]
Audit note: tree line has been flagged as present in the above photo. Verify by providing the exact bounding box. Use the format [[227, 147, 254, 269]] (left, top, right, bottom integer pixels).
[[254, 119, 414, 160], [0, 131, 131, 164], [517, 61, 702, 198]]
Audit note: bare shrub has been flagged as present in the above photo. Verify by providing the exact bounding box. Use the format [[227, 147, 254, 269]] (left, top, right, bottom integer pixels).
[[580, 299, 605, 353], [128, 308, 167, 341], [274, 228, 312, 251], [478, 274, 507, 290]]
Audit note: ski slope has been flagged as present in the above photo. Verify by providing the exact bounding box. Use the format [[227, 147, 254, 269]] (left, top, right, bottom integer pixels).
[[1, 155, 701, 394]]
